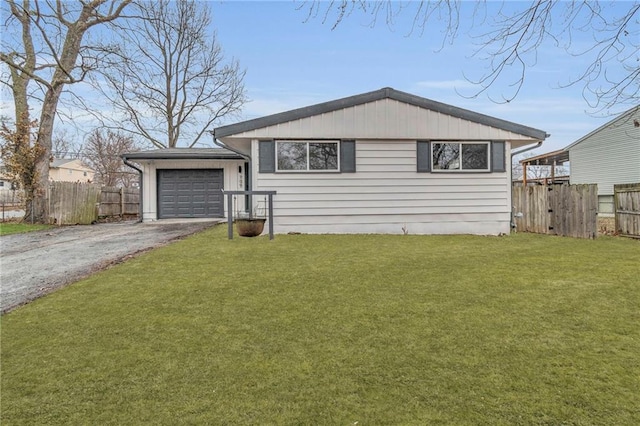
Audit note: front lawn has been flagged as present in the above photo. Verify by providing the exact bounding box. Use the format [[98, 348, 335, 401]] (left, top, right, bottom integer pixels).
[[2, 227, 639, 424], [0, 222, 52, 236]]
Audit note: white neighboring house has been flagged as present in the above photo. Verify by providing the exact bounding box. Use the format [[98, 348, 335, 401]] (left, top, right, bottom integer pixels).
[[0, 166, 14, 191], [567, 106, 640, 216], [49, 158, 95, 183], [212, 87, 548, 235]]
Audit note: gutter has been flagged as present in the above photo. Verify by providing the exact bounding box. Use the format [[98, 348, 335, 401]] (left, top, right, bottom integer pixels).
[[209, 129, 251, 162], [510, 140, 545, 158], [210, 129, 252, 191], [210, 130, 255, 216], [122, 155, 144, 223]]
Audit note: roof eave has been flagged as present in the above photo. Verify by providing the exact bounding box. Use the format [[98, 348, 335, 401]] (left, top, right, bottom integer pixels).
[[121, 153, 244, 161]]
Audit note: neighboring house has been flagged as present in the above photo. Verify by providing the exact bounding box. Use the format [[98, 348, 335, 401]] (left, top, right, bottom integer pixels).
[[567, 106, 640, 216], [0, 166, 14, 191], [49, 158, 95, 183], [123, 88, 548, 234], [520, 106, 640, 216]]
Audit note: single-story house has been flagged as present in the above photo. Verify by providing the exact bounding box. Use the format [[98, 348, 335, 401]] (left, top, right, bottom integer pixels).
[[519, 105, 640, 216], [49, 158, 95, 183], [124, 88, 548, 234]]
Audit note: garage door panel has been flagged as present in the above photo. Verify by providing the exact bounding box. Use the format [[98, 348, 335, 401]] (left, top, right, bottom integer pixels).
[[158, 169, 224, 218]]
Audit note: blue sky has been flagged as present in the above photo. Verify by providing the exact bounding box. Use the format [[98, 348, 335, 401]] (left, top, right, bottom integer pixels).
[[1, 1, 633, 155], [207, 1, 632, 154]]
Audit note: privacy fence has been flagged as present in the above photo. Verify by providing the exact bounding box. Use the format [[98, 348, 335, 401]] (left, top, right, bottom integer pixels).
[[45, 182, 139, 225], [512, 184, 598, 239], [99, 186, 140, 217], [614, 183, 640, 238]]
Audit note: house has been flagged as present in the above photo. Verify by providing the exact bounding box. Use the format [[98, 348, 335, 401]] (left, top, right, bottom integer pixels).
[[566, 106, 640, 216], [123, 88, 547, 233], [0, 166, 14, 191], [49, 158, 95, 183], [519, 105, 640, 216], [210, 87, 547, 235]]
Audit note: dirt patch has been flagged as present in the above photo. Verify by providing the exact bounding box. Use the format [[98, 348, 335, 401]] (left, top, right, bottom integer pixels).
[[598, 217, 616, 236], [0, 220, 221, 314]]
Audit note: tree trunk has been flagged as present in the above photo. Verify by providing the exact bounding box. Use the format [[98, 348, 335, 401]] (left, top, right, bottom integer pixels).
[[30, 20, 84, 223]]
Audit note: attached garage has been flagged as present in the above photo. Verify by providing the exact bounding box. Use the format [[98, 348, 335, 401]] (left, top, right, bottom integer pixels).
[[157, 169, 224, 218], [122, 148, 246, 222]]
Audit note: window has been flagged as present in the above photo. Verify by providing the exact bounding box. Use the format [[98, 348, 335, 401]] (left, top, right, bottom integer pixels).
[[432, 142, 490, 171], [276, 140, 339, 172]]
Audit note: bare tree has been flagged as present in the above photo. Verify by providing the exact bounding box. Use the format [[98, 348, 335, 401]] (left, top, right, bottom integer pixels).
[[83, 128, 140, 187], [300, 1, 639, 114], [52, 128, 82, 159], [97, 0, 246, 149], [0, 0, 131, 222]]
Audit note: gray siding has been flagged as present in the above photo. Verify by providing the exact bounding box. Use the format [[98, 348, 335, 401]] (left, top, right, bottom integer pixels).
[[252, 140, 512, 235], [569, 108, 640, 196]]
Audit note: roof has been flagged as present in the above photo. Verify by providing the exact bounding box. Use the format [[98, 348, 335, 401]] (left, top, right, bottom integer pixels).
[[121, 148, 245, 160], [50, 158, 93, 171], [50, 158, 79, 168], [564, 105, 640, 151], [520, 149, 570, 166], [213, 87, 549, 141], [519, 105, 639, 164]]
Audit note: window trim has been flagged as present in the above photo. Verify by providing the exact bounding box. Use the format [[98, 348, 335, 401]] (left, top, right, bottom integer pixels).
[[275, 139, 341, 173], [431, 141, 491, 172]]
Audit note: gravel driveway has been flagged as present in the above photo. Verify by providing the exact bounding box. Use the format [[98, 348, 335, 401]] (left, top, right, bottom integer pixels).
[[0, 220, 221, 313]]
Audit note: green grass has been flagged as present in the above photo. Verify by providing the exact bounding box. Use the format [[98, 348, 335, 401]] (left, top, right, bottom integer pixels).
[[2, 226, 639, 424], [0, 222, 52, 235]]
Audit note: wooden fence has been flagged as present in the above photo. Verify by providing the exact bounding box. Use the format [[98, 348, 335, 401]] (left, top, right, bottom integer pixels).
[[99, 186, 140, 217], [46, 182, 139, 225], [48, 182, 101, 225], [614, 183, 640, 238], [512, 184, 598, 239]]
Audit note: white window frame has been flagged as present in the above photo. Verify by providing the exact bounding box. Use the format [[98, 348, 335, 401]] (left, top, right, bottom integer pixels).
[[431, 141, 491, 172], [275, 140, 340, 173]]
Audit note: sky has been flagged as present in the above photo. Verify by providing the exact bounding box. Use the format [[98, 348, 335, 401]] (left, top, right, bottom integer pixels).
[[1, 1, 635, 156], [205, 0, 633, 155]]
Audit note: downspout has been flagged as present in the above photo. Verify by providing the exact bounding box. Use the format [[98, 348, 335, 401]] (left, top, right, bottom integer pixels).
[[122, 155, 143, 223], [509, 135, 549, 230]]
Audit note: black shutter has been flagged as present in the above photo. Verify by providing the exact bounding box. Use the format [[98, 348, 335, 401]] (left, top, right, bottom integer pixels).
[[417, 140, 431, 172], [258, 140, 275, 173], [491, 141, 506, 172], [340, 140, 356, 173]]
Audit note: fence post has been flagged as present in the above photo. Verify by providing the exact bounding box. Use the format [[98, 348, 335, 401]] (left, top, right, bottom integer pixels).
[[120, 187, 124, 216]]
